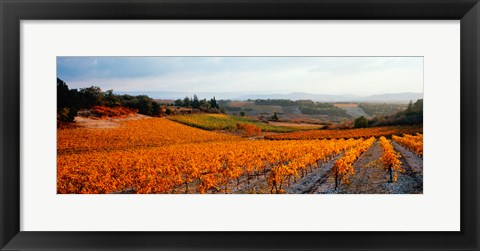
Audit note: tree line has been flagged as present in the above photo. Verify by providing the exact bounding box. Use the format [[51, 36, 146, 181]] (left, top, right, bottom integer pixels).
[[58, 78, 163, 122], [57, 78, 221, 122], [255, 99, 349, 118], [173, 95, 220, 110], [354, 99, 423, 128], [358, 103, 407, 117]]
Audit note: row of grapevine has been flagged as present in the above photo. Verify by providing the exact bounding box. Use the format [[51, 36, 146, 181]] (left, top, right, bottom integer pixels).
[[57, 118, 241, 155], [392, 133, 423, 157], [265, 125, 422, 140], [58, 116, 423, 193], [268, 138, 361, 193], [332, 137, 376, 189], [58, 139, 365, 194], [90, 106, 138, 118], [379, 136, 404, 182]]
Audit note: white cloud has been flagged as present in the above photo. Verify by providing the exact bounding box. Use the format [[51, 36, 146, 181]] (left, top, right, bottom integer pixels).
[[59, 57, 423, 95]]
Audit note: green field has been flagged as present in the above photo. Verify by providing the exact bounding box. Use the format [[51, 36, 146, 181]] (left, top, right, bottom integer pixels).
[[169, 114, 300, 132]]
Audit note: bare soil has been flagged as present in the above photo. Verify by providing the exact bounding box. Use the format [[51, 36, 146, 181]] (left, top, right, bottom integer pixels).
[[390, 141, 423, 194], [333, 103, 358, 108], [392, 141, 423, 175], [73, 114, 150, 129], [335, 141, 393, 194], [284, 139, 423, 194], [164, 139, 423, 194], [285, 155, 340, 194]]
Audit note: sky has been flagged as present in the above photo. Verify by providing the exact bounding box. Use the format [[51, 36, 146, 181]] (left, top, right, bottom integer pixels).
[[57, 57, 423, 96]]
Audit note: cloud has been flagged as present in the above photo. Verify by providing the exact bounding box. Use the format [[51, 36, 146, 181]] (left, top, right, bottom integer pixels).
[[57, 56, 423, 95]]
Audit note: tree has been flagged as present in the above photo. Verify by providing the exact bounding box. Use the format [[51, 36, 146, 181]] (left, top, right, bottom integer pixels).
[[133, 95, 154, 115], [174, 99, 183, 107], [271, 112, 279, 121], [210, 96, 218, 109], [406, 100, 414, 114], [192, 94, 200, 108], [57, 107, 76, 122], [104, 89, 120, 107], [183, 97, 191, 107], [57, 78, 71, 108], [79, 86, 104, 107], [240, 111, 246, 117], [413, 99, 423, 112], [57, 78, 78, 123], [354, 116, 368, 128], [199, 98, 209, 109], [151, 101, 161, 116]]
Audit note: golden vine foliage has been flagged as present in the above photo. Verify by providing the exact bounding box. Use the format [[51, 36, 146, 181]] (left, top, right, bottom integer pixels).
[[57, 118, 240, 155], [58, 139, 363, 194], [236, 123, 262, 137], [379, 136, 403, 182], [267, 138, 361, 193], [332, 137, 375, 189], [58, 118, 421, 194], [90, 106, 138, 118], [392, 133, 423, 157], [265, 125, 422, 140]]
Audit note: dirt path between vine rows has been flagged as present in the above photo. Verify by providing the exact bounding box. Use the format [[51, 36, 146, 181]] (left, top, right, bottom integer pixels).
[[284, 155, 340, 194], [391, 141, 423, 193], [330, 140, 390, 194], [169, 139, 423, 194], [285, 139, 423, 194]]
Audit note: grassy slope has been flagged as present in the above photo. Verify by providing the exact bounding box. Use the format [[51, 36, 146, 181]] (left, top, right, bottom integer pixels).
[[168, 114, 300, 133]]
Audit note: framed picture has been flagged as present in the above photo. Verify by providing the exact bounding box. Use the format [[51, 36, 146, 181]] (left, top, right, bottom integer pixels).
[[1, 0, 479, 250]]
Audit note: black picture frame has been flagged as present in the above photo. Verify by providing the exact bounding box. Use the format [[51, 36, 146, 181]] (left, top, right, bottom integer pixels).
[[1, 0, 479, 250]]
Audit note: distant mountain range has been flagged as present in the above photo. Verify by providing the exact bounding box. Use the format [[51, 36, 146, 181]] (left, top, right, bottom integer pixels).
[[235, 92, 423, 103], [115, 91, 423, 103]]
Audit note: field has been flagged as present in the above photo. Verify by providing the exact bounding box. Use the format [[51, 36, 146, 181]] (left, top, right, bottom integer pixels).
[[168, 114, 303, 133], [359, 103, 408, 117], [265, 125, 422, 140], [58, 116, 423, 194], [224, 100, 346, 121], [333, 103, 370, 118], [228, 101, 283, 113], [267, 121, 323, 130], [57, 118, 240, 155]]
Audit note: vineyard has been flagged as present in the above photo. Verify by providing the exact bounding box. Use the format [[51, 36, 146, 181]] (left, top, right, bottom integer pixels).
[[169, 114, 302, 132], [58, 117, 423, 194], [57, 118, 240, 155], [264, 125, 422, 140], [332, 137, 375, 189], [392, 134, 423, 157], [59, 139, 356, 193]]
